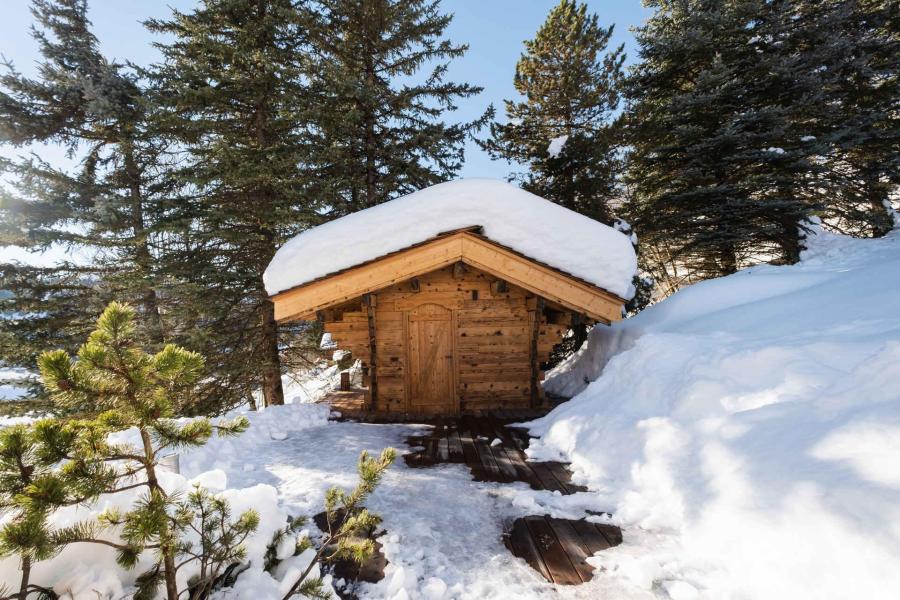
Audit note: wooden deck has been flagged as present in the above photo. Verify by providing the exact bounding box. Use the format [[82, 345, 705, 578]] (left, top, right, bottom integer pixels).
[[404, 415, 586, 494], [505, 516, 623, 585]]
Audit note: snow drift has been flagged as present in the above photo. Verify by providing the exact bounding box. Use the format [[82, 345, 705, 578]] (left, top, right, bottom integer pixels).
[[264, 178, 637, 299], [529, 224, 900, 599]]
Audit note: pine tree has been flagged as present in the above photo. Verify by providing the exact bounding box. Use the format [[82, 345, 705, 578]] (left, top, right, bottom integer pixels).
[[309, 0, 488, 217], [180, 486, 260, 599], [482, 0, 625, 224], [0, 262, 105, 400], [1, 303, 256, 599], [37, 301, 250, 600], [623, 0, 821, 284], [0, 419, 116, 599], [625, 0, 899, 289], [802, 0, 900, 236], [0, 0, 174, 375], [146, 0, 323, 408]]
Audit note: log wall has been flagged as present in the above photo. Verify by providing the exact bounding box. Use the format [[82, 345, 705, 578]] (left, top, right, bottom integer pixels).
[[321, 264, 570, 413]]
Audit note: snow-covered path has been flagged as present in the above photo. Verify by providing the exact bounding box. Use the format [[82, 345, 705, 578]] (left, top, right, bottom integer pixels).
[[185, 417, 652, 600]]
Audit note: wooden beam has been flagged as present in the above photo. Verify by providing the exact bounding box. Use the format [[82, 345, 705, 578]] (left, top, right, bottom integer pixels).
[[459, 235, 621, 323], [363, 293, 378, 411], [272, 235, 464, 320], [271, 231, 623, 323], [529, 297, 545, 408]]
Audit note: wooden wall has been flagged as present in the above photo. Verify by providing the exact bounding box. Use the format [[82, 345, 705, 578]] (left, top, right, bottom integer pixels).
[[320, 263, 570, 414]]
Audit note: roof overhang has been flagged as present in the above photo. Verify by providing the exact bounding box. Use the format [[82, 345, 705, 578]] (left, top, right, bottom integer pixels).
[[270, 229, 625, 324]]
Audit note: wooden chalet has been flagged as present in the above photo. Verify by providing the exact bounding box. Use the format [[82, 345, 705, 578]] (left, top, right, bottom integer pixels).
[[270, 223, 627, 416]]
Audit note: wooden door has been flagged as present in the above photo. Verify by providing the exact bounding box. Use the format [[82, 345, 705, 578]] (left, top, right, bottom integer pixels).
[[407, 303, 456, 413]]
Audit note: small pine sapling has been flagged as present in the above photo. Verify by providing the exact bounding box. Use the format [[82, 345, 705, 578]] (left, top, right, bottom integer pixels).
[[281, 448, 396, 600], [36, 302, 249, 600], [179, 486, 260, 600]]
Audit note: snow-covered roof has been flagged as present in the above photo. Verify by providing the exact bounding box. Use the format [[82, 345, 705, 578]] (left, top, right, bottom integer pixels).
[[264, 179, 637, 299]]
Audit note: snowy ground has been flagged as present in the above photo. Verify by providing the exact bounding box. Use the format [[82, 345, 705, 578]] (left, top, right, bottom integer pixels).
[[202, 417, 651, 600], [3, 224, 898, 599], [0, 367, 31, 402], [0, 402, 654, 599]]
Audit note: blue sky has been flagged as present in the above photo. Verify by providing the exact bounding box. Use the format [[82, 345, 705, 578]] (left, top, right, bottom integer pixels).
[[0, 0, 651, 179]]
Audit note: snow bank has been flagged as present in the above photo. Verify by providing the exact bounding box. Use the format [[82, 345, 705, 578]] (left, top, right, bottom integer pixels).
[[530, 225, 900, 598], [264, 178, 637, 299], [0, 367, 31, 400], [179, 402, 331, 476]]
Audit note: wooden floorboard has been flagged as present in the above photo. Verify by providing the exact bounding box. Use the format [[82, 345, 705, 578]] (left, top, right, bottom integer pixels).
[[524, 516, 582, 586], [546, 518, 595, 583], [504, 516, 624, 586], [570, 519, 613, 553], [507, 518, 553, 583], [403, 415, 585, 493]]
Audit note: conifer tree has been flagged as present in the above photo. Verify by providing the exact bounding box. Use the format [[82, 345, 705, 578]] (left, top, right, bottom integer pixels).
[[803, 0, 900, 236], [37, 301, 250, 600], [482, 0, 625, 224], [146, 0, 323, 408], [309, 0, 488, 216], [0, 0, 174, 373], [624, 0, 899, 288], [0, 419, 114, 599], [623, 0, 821, 283], [282, 447, 396, 600]]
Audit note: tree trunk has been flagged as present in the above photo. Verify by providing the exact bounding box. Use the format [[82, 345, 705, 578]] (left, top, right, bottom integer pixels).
[[18, 555, 30, 600], [864, 165, 893, 237], [779, 216, 802, 264], [364, 56, 377, 208], [260, 294, 285, 406], [715, 234, 739, 275], [140, 429, 179, 600], [249, 3, 285, 408], [123, 140, 165, 345]]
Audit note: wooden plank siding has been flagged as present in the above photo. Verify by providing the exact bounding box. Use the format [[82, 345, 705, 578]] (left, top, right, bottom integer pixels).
[[272, 230, 623, 323], [320, 264, 571, 413]]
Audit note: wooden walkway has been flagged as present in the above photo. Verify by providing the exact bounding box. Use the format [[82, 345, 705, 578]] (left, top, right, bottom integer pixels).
[[321, 389, 565, 423], [505, 516, 623, 585], [326, 406, 623, 587], [400, 415, 623, 585], [404, 415, 586, 494]]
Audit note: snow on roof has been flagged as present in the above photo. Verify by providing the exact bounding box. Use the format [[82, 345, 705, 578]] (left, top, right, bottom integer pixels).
[[264, 178, 637, 299]]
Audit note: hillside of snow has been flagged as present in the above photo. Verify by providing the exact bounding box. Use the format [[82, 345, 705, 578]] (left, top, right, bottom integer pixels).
[[529, 224, 900, 599]]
